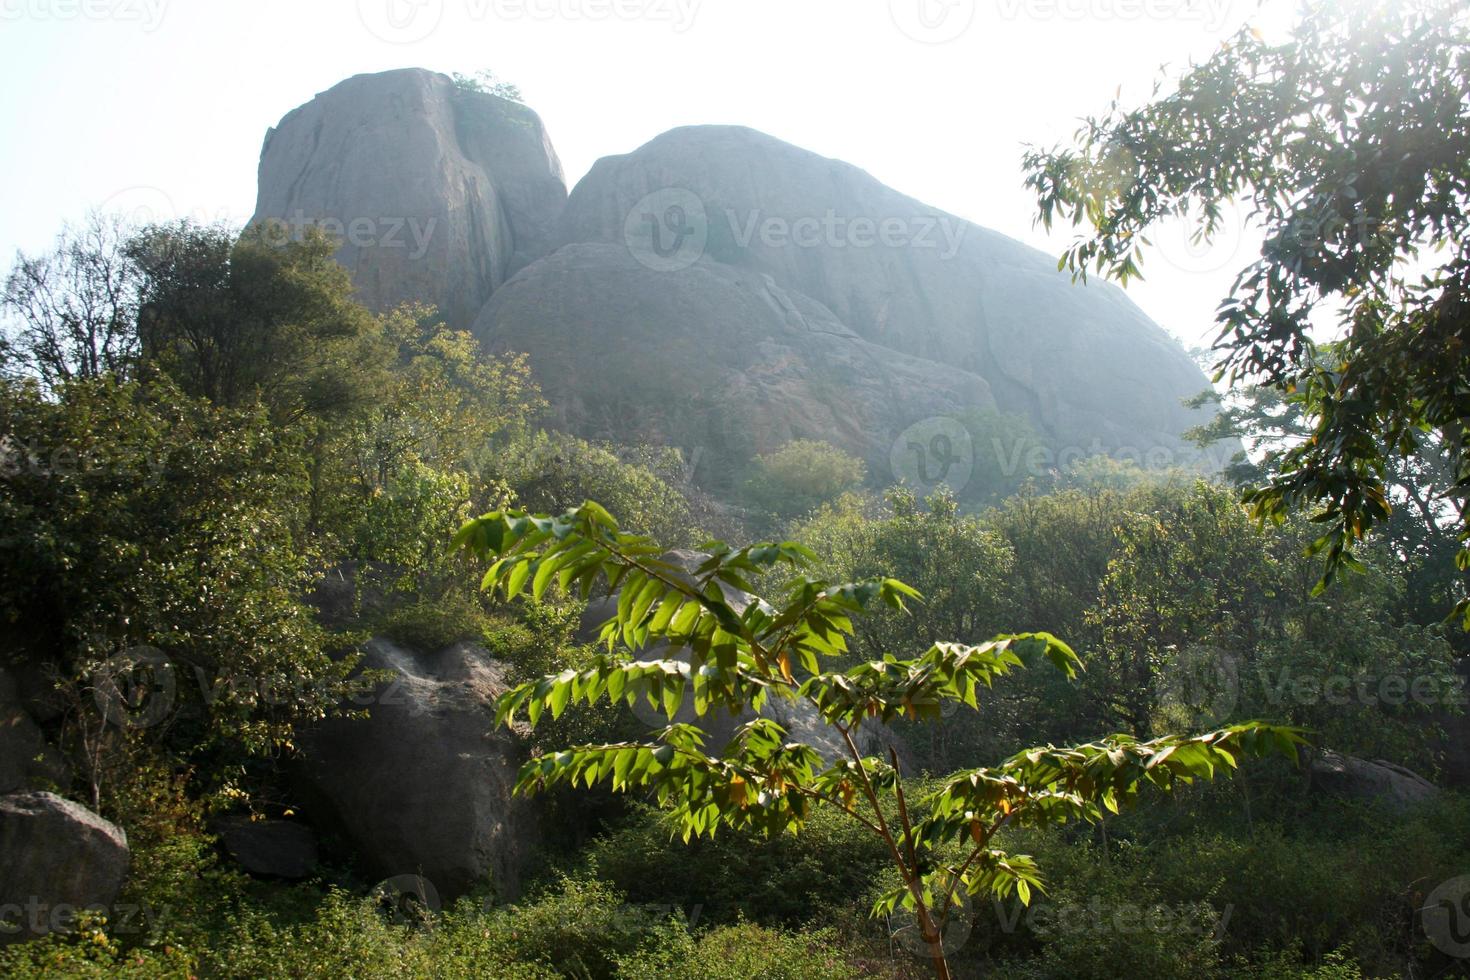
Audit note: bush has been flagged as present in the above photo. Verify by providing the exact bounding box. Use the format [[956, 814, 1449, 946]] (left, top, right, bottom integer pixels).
[[744, 439, 866, 519]]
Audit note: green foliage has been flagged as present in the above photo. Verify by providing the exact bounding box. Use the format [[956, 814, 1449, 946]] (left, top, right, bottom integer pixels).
[[1023, 0, 1470, 613], [617, 920, 871, 980], [455, 500, 1300, 979], [0, 376, 352, 778], [588, 802, 889, 927], [129, 221, 384, 425], [451, 69, 525, 102], [745, 439, 866, 520], [489, 429, 700, 547]]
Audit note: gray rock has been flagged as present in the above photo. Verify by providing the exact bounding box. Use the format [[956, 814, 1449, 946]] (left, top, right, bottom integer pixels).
[[0, 669, 66, 794], [216, 817, 319, 880], [480, 124, 1220, 478], [1309, 750, 1439, 811], [252, 68, 566, 329], [474, 243, 997, 480], [297, 639, 537, 901], [0, 792, 129, 943]]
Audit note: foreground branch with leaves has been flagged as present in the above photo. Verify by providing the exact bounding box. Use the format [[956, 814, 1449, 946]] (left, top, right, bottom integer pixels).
[[454, 502, 1303, 979]]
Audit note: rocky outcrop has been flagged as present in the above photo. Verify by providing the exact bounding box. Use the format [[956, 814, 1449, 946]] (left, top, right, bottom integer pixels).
[[0, 792, 129, 943], [1309, 750, 1439, 811], [472, 125, 1218, 481], [476, 244, 996, 471], [0, 668, 66, 794], [216, 817, 319, 880], [252, 69, 566, 329], [254, 76, 1222, 487], [296, 639, 537, 901]]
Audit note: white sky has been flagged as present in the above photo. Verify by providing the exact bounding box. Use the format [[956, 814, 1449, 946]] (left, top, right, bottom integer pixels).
[[0, 0, 1298, 353]]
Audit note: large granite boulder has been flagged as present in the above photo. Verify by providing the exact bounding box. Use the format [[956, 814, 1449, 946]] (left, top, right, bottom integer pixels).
[[296, 639, 537, 901], [0, 668, 66, 794], [1309, 750, 1439, 811], [474, 124, 1218, 481], [0, 792, 129, 943], [475, 242, 996, 477], [252, 68, 566, 329]]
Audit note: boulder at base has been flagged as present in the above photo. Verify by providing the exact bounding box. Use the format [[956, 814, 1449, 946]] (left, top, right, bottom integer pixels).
[[1309, 750, 1439, 811], [297, 639, 538, 901], [0, 792, 129, 943], [216, 817, 319, 880]]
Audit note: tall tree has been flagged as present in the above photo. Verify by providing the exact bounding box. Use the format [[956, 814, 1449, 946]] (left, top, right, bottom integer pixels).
[[128, 220, 386, 426], [1, 211, 142, 388], [1023, 0, 1470, 618]]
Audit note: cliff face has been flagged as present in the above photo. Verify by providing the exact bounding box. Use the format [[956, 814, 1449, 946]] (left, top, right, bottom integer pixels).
[[252, 68, 566, 329], [254, 73, 1218, 485]]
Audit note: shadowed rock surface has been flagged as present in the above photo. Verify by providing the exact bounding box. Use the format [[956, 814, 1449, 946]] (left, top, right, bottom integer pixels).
[[1309, 750, 1439, 811], [252, 68, 566, 329], [476, 243, 997, 471], [216, 817, 320, 880], [253, 74, 1223, 484], [296, 638, 537, 901], [0, 668, 66, 794]]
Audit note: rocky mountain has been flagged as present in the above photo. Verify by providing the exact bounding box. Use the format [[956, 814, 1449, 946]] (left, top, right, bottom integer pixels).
[[252, 69, 566, 330], [254, 69, 1218, 488]]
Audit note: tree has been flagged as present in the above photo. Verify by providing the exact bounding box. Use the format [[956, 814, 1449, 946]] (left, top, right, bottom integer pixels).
[[1189, 380, 1466, 625], [453, 501, 1301, 980], [450, 69, 524, 103], [1022, 0, 1470, 618], [128, 220, 385, 425], [0, 375, 357, 805], [1, 211, 142, 388], [745, 439, 866, 520]]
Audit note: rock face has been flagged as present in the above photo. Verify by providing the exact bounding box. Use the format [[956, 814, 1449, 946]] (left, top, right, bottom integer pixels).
[[297, 639, 537, 901], [0, 792, 129, 943], [252, 69, 566, 329], [478, 244, 996, 474], [0, 668, 66, 794], [216, 817, 319, 880], [1309, 750, 1439, 811], [254, 75, 1221, 486], [474, 125, 1218, 481]]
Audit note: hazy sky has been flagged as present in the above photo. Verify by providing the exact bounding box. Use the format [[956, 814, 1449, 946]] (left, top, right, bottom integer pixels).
[[0, 0, 1294, 353]]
